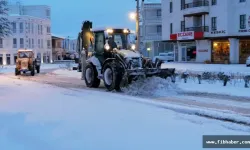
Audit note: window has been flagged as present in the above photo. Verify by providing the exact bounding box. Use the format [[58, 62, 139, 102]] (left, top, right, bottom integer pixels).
[[38, 39, 40, 48], [46, 9, 51, 19], [211, 17, 217, 31], [157, 25, 162, 33], [6, 54, 10, 65], [28, 23, 30, 33], [20, 38, 24, 48], [157, 9, 161, 17], [0, 54, 2, 65], [240, 0, 246, 2], [29, 38, 31, 48], [170, 23, 173, 34], [41, 25, 43, 35], [31, 23, 34, 34], [32, 39, 34, 48], [170, 2, 173, 13], [47, 26, 51, 33], [181, 21, 185, 32], [13, 38, 17, 48], [38, 25, 40, 34], [12, 22, 16, 33], [181, 0, 185, 10], [47, 40, 51, 48], [0, 38, 3, 48], [94, 32, 105, 54], [19, 22, 23, 33], [240, 14, 246, 29], [212, 0, 217, 5], [41, 39, 43, 48]]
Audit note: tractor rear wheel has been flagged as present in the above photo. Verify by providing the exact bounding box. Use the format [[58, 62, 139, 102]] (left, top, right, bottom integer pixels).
[[84, 63, 100, 88], [15, 68, 20, 76], [36, 66, 40, 73], [31, 65, 35, 76], [103, 62, 122, 91]]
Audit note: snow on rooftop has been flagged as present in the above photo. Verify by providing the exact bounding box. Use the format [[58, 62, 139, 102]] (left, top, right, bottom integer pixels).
[[51, 34, 66, 39]]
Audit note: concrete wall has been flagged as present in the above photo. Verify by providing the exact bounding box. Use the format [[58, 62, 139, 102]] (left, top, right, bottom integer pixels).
[[196, 40, 211, 63]]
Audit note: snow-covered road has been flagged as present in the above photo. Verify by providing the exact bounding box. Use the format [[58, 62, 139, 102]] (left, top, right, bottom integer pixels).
[[3, 70, 250, 120], [0, 75, 249, 150]]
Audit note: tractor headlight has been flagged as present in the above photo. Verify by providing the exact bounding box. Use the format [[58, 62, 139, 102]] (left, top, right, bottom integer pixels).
[[104, 44, 110, 50], [106, 29, 113, 34], [123, 29, 129, 33], [131, 44, 136, 50]]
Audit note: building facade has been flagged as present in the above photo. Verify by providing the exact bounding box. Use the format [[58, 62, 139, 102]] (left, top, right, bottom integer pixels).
[[52, 35, 65, 61], [0, 3, 52, 65], [162, 0, 250, 64], [141, 0, 173, 58]]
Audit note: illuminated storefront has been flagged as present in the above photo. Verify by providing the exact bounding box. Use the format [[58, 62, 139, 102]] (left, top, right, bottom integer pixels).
[[211, 40, 230, 64], [239, 40, 250, 64]]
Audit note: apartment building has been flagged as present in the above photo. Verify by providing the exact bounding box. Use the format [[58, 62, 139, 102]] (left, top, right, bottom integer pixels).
[[52, 35, 65, 61], [141, 0, 173, 57], [162, 0, 250, 64], [0, 3, 52, 65]]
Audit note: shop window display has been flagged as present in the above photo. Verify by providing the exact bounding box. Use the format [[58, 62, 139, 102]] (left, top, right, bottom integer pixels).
[[239, 40, 250, 64], [212, 41, 230, 64]]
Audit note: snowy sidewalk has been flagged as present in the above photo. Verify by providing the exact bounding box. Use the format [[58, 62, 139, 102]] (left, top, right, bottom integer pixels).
[[162, 62, 250, 75]]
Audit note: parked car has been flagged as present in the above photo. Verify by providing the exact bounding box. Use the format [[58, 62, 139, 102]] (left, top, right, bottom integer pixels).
[[153, 52, 174, 63], [246, 56, 250, 67]]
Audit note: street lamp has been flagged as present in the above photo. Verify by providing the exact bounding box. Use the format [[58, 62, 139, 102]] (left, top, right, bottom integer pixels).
[[147, 47, 151, 57], [129, 12, 136, 20]]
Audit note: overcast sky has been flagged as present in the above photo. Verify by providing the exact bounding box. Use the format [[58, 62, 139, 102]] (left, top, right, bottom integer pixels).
[[19, 0, 136, 38]]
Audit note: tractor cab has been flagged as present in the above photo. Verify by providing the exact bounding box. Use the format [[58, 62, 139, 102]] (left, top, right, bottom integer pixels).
[[91, 28, 135, 64]]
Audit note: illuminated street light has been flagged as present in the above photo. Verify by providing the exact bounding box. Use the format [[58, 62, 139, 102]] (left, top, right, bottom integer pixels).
[[129, 12, 136, 20]]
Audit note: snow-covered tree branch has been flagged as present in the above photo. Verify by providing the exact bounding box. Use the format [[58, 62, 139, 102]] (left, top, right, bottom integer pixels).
[[0, 0, 11, 38]]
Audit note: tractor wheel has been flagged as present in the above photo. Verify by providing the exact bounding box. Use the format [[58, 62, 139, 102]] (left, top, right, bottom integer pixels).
[[36, 66, 40, 73], [15, 68, 20, 76], [84, 63, 100, 88], [31, 66, 35, 76], [103, 62, 122, 91]]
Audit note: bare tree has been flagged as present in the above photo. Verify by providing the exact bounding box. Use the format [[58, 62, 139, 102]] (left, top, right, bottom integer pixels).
[[0, 0, 11, 38]]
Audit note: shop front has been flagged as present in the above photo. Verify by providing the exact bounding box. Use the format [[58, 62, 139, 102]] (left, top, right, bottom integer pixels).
[[211, 40, 230, 64], [239, 39, 250, 64], [169, 30, 250, 64], [170, 31, 206, 62]]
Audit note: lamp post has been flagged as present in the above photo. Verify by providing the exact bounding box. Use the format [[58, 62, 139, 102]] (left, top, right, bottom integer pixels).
[[129, 0, 144, 52]]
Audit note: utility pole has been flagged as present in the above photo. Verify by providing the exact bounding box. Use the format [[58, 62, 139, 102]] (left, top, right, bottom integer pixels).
[[68, 36, 70, 51], [136, 0, 140, 52]]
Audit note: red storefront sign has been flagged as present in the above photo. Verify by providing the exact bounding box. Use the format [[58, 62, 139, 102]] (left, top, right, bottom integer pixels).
[[177, 31, 194, 40], [170, 31, 204, 40]]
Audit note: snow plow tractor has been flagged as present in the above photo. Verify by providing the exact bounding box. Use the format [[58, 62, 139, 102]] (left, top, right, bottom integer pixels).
[[78, 20, 175, 91], [15, 49, 41, 76]]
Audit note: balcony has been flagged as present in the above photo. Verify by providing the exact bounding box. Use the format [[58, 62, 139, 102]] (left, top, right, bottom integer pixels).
[[185, 26, 209, 32], [144, 16, 162, 24], [183, 0, 209, 17], [143, 4, 161, 9], [144, 33, 162, 41]]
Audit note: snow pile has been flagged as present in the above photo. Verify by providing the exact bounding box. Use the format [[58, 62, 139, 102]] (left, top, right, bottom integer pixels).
[[162, 62, 250, 76], [123, 77, 179, 97]]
